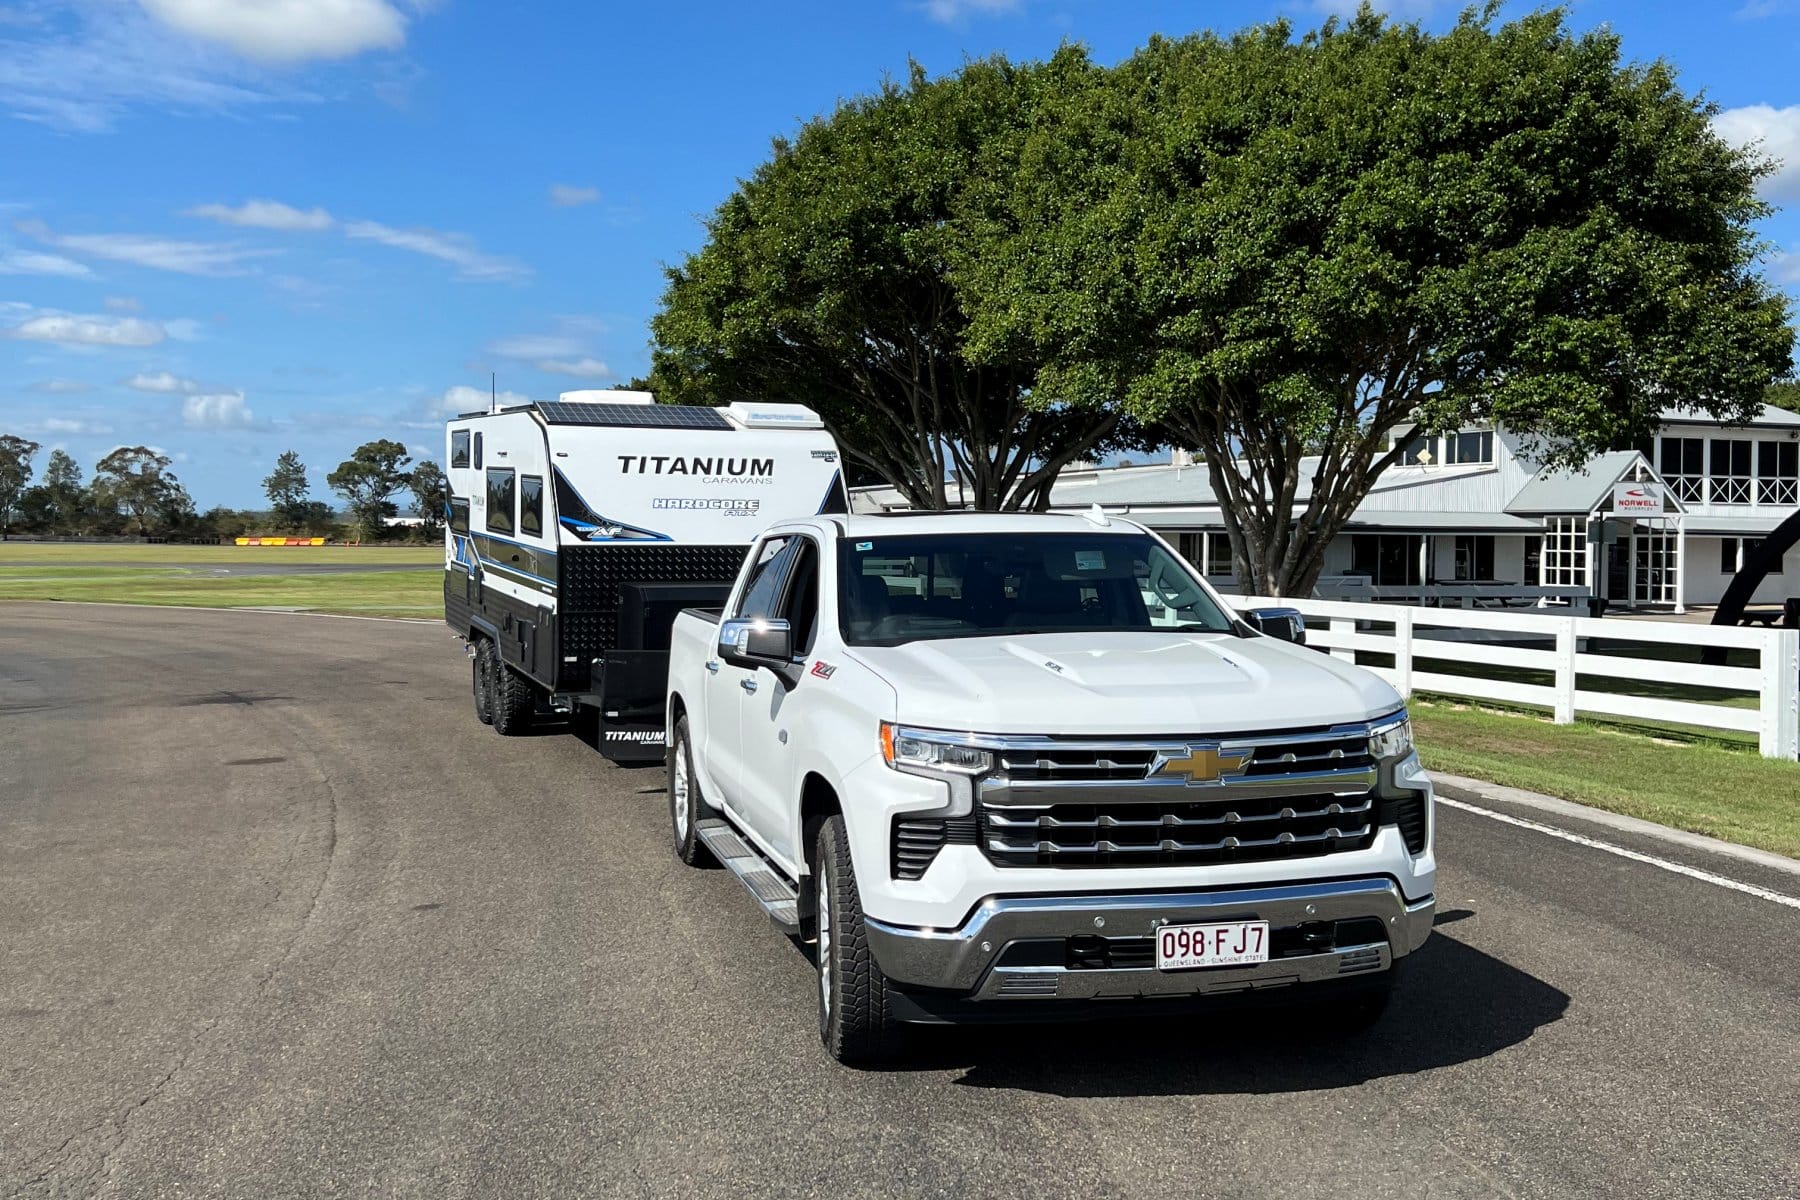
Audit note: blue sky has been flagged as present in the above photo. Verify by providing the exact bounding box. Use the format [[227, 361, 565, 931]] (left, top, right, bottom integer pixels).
[[4, 0, 1800, 509]]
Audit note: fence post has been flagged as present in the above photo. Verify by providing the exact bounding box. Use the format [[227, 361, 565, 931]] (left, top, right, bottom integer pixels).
[[1329, 618, 1354, 664], [1759, 628, 1799, 761], [1394, 608, 1414, 699], [1554, 619, 1577, 725]]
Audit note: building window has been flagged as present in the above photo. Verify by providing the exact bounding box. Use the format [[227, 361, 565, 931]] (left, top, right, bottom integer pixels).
[[485, 467, 515, 535], [449, 496, 469, 535], [1398, 433, 1432, 465], [1758, 440, 1798, 505], [1659, 436, 1704, 503], [1540, 518, 1588, 587], [1453, 535, 1496, 582], [1350, 534, 1422, 586], [1174, 531, 1236, 577], [450, 430, 471, 469], [1710, 438, 1753, 504], [1443, 431, 1495, 466], [519, 475, 543, 537], [1720, 537, 1765, 574]]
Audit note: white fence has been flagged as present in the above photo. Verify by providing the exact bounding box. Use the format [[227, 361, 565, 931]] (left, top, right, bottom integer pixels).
[[1222, 594, 1800, 760]]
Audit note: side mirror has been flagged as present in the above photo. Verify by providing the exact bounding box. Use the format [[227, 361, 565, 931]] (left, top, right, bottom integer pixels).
[[719, 617, 794, 669], [1243, 606, 1306, 646]]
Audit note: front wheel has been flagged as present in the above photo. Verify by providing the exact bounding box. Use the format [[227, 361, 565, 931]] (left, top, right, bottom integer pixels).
[[471, 639, 495, 725], [815, 815, 902, 1065]]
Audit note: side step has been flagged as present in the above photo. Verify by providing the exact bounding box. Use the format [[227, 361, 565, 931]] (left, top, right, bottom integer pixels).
[[695, 818, 801, 932]]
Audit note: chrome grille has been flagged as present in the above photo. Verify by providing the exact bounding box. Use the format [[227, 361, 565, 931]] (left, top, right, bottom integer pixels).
[[979, 794, 1376, 868]]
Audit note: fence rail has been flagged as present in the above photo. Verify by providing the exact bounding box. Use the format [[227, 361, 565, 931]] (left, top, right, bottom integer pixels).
[[1221, 594, 1800, 760]]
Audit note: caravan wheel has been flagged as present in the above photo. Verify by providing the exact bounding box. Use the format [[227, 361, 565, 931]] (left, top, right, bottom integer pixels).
[[472, 639, 496, 725]]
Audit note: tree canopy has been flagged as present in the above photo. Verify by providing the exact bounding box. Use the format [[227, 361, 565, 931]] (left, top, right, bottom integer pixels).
[[93, 447, 192, 536], [328, 440, 412, 541], [408, 460, 446, 535], [263, 451, 314, 529], [0, 435, 39, 538], [651, 5, 1793, 594]]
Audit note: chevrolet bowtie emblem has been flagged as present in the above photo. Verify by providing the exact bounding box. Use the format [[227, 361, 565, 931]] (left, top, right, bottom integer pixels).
[[1152, 744, 1251, 784]]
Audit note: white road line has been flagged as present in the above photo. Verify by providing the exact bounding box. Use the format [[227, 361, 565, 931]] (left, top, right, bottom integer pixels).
[[1438, 796, 1800, 911]]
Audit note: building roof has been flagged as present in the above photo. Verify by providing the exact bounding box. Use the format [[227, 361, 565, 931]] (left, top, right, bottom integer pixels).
[[1680, 514, 1797, 536], [1506, 451, 1649, 515], [1658, 403, 1800, 429], [1342, 511, 1543, 533]]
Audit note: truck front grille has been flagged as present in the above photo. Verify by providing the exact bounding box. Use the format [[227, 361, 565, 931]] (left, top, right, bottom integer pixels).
[[995, 730, 1375, 784], [977, 793, 1377, 868]]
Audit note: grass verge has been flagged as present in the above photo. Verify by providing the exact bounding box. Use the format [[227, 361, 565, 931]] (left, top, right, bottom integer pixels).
[[0, 566, 442, 618], [1413, 697, 1800, 859], [0, 542, 441, 565]]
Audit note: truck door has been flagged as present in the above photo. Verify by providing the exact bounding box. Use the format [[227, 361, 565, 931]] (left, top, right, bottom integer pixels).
[[705, 535, 798, 815], [734, 535, 820, 865]]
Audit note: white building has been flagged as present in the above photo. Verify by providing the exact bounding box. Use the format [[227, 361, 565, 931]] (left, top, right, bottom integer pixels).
[[849, 404, 1800, 611]]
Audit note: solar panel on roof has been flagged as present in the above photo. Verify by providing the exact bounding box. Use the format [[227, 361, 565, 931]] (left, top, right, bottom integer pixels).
[[534, 401, 733, 430]]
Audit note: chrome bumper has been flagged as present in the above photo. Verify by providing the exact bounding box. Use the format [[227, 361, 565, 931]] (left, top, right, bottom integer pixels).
[[864, 878, 1434, 1001]]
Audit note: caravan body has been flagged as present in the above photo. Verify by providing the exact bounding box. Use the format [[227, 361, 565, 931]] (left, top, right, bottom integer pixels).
[[443, 392, 844, 759]]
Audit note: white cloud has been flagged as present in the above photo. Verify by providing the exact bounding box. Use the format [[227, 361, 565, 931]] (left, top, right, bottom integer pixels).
[[439, 384, 530, 416], [105, 295, 142, 312], [0, 249, 92, 277], [1713, 104, 1800, 202], [4, 311, 165, 347], [1769, 249, 1800, 285], [487, 332, 584, 359], [139, 0, 409, 63], [549, 184, 599, 208], [182, 390, 252, 428], [31, 378, 94, 394], [536, 357, 612, 379], [40, 416, 112, 435], [187, 198, 334, 231], [127, 370, 200, 393], [343, 220, 529, 282], [18, 219, 276, 276], [920, 0, 1020, 21]]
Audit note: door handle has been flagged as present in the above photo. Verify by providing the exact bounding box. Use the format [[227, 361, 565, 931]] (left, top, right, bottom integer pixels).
[[705, 660, 720, 674], [740, 678, 758, 694]]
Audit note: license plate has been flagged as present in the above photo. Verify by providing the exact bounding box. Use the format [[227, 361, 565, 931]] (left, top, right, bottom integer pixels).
[[1155, 921, 1270, 971]]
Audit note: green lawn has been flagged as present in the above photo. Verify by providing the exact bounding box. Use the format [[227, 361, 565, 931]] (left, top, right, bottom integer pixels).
[[1413, 699, 1800, 858], [0, 565, 443, 618], [0, 542, 441, 565]]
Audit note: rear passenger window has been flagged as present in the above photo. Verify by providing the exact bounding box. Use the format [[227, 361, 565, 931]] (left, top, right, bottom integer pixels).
[[519, 475, 543, 537], [449, 497, 469, 534], [450, 430, 470, 469], [485, 468, 515, 535]]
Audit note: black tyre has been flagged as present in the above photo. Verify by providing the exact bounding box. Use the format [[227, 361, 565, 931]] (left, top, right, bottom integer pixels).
[[668, 716, 714, 866], [472, 638, 495, 725], [815, 815, 902, 1065], [491, 651, 536, 736]]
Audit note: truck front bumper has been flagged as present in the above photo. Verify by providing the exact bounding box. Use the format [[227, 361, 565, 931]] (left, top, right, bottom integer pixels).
[[863, 877, 1433, 1003]]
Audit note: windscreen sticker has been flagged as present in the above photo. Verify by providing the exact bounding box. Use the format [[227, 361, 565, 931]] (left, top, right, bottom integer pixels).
[[1074, 549, 1106, 571], [855, 541, 873, 551]]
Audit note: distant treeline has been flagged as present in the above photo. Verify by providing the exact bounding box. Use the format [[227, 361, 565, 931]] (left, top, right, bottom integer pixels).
[[0, 437, 444, 543]]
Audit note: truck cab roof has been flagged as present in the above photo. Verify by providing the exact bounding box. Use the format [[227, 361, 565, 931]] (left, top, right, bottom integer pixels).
[[774, 510, 1152, 540]]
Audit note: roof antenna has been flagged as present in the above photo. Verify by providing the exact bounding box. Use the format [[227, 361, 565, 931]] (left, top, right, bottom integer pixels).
[[490, 372, 497, 415]]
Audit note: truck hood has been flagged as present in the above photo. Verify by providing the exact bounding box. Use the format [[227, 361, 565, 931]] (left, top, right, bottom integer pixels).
[[846, 631, 1403, 736]]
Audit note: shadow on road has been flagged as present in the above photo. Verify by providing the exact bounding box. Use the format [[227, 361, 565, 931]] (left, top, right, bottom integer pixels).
[[881, 934, 1567, 1096]]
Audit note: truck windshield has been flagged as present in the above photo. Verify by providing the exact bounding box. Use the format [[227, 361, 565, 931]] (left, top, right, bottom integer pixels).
[[838, 531, 1234, 645]]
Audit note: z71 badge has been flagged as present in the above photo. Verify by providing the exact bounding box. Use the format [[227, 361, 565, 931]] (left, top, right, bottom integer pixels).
[[809, 661, 837, 679]]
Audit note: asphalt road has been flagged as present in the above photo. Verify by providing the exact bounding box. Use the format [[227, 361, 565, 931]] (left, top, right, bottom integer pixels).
[[4, 602, 1797, 1200]]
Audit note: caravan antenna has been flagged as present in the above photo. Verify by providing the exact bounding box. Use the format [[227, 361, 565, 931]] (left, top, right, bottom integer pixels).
[[490, 373, 497, 414]]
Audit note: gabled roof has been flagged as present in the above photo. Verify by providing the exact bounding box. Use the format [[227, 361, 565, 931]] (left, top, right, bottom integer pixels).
[[1506, 451, 1670, 516]]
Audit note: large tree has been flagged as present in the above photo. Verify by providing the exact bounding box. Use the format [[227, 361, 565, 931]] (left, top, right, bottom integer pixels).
[[652, 50, 1140, 511], [408, 460, 445, 535], [328, 439, 412, 542], [955, 8, 1794, 593], [263, 450, 314, 528], [93, 446, 190, 536], [38, 449, 87, 534], [0, 434, 40, 539]]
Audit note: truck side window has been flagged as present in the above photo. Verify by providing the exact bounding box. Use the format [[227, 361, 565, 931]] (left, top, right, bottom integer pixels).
[[779, 538, 820, 655], [473, 432, 483, 470], [449, 496, 469, 534], [485, 468, 515, 535], [519, 475, 543, 537], [451, 430, 470, 469], [737, 536, 796, 619]]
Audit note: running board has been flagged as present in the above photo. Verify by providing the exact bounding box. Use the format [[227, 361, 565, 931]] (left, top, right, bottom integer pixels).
[[695, 818, 801, 932]]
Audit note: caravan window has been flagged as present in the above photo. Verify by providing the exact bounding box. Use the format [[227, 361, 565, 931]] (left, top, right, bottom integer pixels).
[[485, 468, 515, 535], [451, 430, 471, 469], [473, 432, 483, 470], [449, 496, 469, 534], [519, 475, 543, 537]]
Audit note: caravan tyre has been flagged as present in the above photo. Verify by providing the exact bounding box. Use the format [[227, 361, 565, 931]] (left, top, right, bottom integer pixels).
[[491, 656, 535, 736], [472, 639, 496, 725]]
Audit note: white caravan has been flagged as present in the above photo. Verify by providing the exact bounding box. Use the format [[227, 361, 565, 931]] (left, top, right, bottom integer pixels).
[[443, 390, 844, 760]]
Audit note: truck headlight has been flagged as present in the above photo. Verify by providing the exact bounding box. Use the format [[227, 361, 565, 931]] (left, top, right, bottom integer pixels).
[[879, 723, 993, 777], [1369, 712, 1413, 761]]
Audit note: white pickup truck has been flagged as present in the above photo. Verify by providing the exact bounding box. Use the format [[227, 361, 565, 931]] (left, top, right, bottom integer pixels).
[[665, 511, 1435, 1063]]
